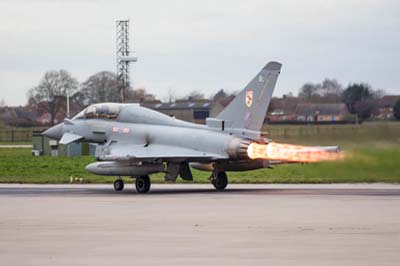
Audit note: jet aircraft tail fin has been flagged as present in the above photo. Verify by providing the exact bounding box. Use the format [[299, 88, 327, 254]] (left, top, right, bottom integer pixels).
[[216, 61, 282, 132]]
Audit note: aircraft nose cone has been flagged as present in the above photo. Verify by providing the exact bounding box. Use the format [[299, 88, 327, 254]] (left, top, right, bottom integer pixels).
[[42, 123, 63, 140]]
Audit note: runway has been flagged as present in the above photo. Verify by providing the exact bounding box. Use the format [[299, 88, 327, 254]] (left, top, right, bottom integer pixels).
[[0, 184, 399, 266]]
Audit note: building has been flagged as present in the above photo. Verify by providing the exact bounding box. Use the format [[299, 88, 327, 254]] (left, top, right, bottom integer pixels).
[[266, 96, 301, 123], [295, 103, 351, 123], [267, 102, 354, 124], [32, 131, 95, 157], [267, 109, 297, 123], [374, 95, 400, 120], [0, 106, 38, 127], [142, 100, 224, 124]]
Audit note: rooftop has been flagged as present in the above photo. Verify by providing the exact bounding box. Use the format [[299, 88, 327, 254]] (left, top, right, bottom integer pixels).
[[142, 101, 214, 110], [295, 103, 349, 116]]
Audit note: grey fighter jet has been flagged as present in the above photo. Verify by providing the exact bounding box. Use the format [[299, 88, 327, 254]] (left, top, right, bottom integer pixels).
[[43, 62, 340, 193]]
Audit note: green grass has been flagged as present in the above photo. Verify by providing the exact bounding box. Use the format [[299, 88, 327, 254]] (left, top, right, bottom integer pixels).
[[0, 122, 400, 184], [264, 121, 400, 145], [0, 147, 399, 184]]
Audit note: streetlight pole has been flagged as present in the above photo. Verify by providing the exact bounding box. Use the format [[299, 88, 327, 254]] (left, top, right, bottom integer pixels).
[[66, 88, 70, 118]]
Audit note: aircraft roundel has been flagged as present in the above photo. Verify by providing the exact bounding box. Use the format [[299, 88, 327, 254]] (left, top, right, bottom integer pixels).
[[245, 90, 253, 108]]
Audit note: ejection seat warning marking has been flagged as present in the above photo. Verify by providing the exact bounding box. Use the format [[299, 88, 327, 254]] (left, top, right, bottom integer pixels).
[[112, 127, 119, 133], [122, 128, 130, 133]]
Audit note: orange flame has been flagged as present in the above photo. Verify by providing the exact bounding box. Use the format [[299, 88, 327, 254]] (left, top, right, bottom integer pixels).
[[247, 142, 343, 163]]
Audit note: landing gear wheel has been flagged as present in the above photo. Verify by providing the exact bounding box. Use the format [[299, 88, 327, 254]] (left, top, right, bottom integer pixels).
[[114, 179, 124, 191], [212, 171, 228, 191], [135, 175, 151, 193]]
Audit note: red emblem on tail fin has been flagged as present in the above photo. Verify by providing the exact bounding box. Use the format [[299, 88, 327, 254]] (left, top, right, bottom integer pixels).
[[245, 90, 253, 108]]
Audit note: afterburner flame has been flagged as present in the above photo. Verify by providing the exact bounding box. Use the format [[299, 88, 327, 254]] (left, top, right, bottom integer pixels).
[[247, 142, 343, 163]]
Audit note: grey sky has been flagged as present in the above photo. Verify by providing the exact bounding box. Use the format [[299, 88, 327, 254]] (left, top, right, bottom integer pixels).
[[0, 0, 399, 105]]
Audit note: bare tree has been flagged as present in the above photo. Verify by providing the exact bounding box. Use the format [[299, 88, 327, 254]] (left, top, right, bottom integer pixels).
[[285, 91, 294, 97], [126, 87, 156, 103], [186, 90, 205, 101], [373, 89, 386, 99], [354, 98, 375, 121], [298, 79, 343, 101], [80, 71, 120, 105], [0, 98, 5, 107], [165, 88, 176, 103], [298, 83, 320, 99], [27, 70, 78, 125], [212, 89, 227, 101], [320, 78, 343, 97]]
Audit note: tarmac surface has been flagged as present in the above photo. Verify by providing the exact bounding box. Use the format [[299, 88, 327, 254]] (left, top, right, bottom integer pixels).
[[0, 183, 399, 266]]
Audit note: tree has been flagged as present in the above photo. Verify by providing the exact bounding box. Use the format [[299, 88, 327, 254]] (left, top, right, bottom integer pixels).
[[394, 99, 400, 120], [320, 78, 343, 97], [0, 98, 5, 107], [165, 88, 176, 103], [298, 79, 343, 100], [298, 83, 320, 99], [187, 90, 205, 101], [126, 87, 156, 103], [374, 89, 386, 99], [342, 83, 372, 113], [342, 83, 374, 121], [27, 70, 78, 125], [80, 71, 120, 105], [354, 99, 375, 121], [213, 89, 227, 101]]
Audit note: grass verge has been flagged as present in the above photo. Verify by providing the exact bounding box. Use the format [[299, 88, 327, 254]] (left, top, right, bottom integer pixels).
[[0, 147, 399, 184]]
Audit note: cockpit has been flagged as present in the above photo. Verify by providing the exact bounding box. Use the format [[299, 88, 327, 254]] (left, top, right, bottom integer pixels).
[[73, 103, 122, 120]]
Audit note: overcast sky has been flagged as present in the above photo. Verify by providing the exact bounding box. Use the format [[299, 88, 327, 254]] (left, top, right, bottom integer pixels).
[[0, 0, 399, 105]]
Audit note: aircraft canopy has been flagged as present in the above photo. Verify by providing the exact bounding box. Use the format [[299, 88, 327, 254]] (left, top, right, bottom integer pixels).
[[73, 103, 122, 120]]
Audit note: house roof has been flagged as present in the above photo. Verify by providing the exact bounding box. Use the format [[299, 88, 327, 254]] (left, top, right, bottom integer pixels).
[[268, 97, 302, 114], [295, 103, 349, 116], [378, 95, 400, 108], [141, 101, 214, 110], [0, 106, 37, 121], [216, 95, 235, 107]]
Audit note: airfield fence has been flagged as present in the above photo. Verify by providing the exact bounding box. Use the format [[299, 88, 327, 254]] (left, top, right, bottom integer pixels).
[[0, 129, 45, 142], [263, 122, 400, 141]]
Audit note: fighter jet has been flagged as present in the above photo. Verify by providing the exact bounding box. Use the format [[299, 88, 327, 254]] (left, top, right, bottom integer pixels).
[[43, 62, 340, 193]]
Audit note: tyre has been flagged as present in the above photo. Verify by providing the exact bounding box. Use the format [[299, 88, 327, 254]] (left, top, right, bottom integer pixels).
[[114, 179, 124, 191], [135, 175, 151, 193], [212, 172, 228, 191]]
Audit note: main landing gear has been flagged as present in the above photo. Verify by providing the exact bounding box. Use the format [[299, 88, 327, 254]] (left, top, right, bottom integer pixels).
[[210, 171, 228, 191], [114, 177, 124, 191], [135, 175, 151, 193], [114, 172, 226, 193], [113, 175, 151, 193]]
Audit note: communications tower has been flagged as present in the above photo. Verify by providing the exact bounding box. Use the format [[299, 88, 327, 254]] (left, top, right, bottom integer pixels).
[[116, 19, 137, 102]]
